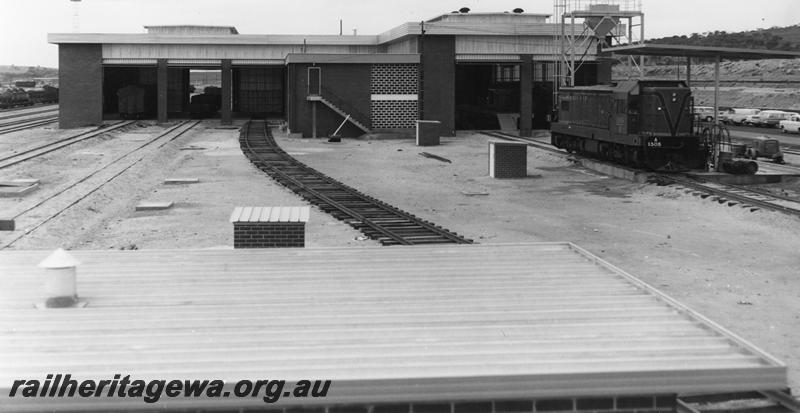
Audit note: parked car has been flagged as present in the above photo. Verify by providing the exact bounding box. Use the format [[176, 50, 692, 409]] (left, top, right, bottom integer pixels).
[[757, 110, 792, 128], [693, 106, 716, 122], [724, 108, 760, 125], [744, 113, 763, 126], [779, 113, 800, 133], [744, 136, 784, 164], [717, 107, 734, 123]]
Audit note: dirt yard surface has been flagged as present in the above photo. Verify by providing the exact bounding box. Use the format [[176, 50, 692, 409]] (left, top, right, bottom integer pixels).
[[2, 121, 799, 393], [1, 121, 365, 250]]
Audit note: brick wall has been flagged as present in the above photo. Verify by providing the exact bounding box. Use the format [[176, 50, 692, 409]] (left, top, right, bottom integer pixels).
[[233, 222, 305, 248], [370, 64, 418, 130], [287, 63, 371, 138], [520, 55, 533, 137], [371, 64, 418, 95], [419, 36, 456, 136], [490, 141, 528, 178], [371, 100, 418, 129], [58, 44, 103, 128]]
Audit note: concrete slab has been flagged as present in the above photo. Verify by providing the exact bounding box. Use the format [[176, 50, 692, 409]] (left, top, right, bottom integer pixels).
[[0, 182, 39, 198], [135, 201, 174, 211], [0, 219, 14, 231], [575, 158, 651, 183], [0, 179, 40, 187], [164, 178, 200, 185]]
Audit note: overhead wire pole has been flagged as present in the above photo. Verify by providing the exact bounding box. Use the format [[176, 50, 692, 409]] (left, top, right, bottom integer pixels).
[[553, 0, 566, 122], [714, 54, 720, 126], [418, 20, 425, 121]]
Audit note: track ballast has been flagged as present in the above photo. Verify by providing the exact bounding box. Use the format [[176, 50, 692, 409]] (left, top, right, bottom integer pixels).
[[240, 121, 473, 246]]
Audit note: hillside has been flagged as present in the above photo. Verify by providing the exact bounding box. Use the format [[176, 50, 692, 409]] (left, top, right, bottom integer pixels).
[[613, 59, 800, 110], [0, 65, 58, 86], [615, 25, 800, 111], [648, 25, 800, 53]]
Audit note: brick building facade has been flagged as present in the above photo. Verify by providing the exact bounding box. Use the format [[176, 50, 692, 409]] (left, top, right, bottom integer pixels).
[[49, 13, 609, 137]]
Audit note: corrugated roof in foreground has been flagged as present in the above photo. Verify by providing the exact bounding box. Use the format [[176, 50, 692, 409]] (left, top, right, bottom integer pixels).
[[0, 243, 786, 411]]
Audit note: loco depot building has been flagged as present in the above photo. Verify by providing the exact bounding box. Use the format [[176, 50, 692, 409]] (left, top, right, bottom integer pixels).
[[10, 7, 791, 413], [48, 11, 610, 136]]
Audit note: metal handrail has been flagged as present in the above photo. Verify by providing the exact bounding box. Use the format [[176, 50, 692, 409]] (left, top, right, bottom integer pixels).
[[318, 85, 371, 128]]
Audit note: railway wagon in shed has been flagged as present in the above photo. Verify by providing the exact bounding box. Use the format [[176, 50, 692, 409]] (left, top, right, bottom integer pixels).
[[551, 80, 707, 171]]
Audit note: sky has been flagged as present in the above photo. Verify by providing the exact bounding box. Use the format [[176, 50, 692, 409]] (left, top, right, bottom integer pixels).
[[1, 0, 798, 68]]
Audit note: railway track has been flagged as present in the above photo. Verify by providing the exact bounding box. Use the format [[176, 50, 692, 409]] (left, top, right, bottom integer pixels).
[[0, 113, 59, 135], [240, 120, 473, 246], [0, 103, 57, 114], [0, 120, 134, 169], [0, 106, 58, 122], [0, 120, 200, 249], [479, 131, 800, 218], [651, 174, 800, 218]]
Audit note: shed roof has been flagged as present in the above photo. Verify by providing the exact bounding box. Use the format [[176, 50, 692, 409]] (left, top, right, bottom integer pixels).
[[284, 53, 420, 64], [426, 12, 551, 23], [603, 43, 800, 60], [0, 243, 786, 411], [144, 25, 239, 35], [48, 13, 571, 48]]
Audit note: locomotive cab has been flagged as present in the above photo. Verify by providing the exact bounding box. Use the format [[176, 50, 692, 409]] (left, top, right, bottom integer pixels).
[[550, 80, 705, 171]]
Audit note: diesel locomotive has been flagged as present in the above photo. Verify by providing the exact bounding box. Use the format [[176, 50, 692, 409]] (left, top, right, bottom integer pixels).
[[550, 80, 707, 171]]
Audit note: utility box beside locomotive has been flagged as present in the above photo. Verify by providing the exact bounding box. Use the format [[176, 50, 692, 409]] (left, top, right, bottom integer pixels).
[[550, 80, 707, 171]]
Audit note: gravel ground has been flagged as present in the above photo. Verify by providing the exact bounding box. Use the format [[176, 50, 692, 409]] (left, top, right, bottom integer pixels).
[[2, 120, 799, 392]]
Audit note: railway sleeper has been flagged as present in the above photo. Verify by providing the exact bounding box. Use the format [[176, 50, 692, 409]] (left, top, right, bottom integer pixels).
[[242, 124, 472, 245], [402, 234, 460, 241], [379, 223, 430, 229], [381, 239, 454, 246]]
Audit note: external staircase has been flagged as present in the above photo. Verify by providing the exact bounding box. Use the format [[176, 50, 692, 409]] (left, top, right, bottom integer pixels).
[[306, 94, 370, 133]]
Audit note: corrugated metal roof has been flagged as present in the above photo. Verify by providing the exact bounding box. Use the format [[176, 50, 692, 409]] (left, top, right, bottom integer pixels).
[[285, 53, 419, 64], [604, 43, 800, 60], [167, 59, 221, 66], [48, 33, 382, 46], [229, 206, 310, 223], [144, 25, 239, 35], [455, 54, 577, 62], [456, 54, 521, 62], [102, 58, 158, 65], [231, 59, 285, 66], [426, 12, 552, 22], [0, 243, 786, 411]]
